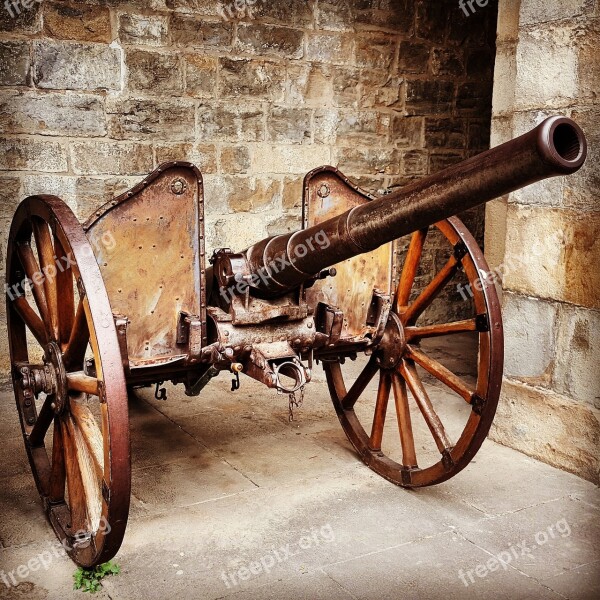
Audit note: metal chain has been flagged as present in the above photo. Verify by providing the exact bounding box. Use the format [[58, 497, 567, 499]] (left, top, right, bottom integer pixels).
[[288, 386, 305, 422]]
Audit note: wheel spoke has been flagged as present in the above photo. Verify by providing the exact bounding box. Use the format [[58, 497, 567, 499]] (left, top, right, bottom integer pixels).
[[342, 357, 379, 410], [54, 234, 75, 348], [369, 371, 391, 451], [406, 345, 475, 403], [391, 373, 418, 468], [28, 395, 56, 447], [400, 359, 453, 454], [66, 414, 102, 533], [16, 242, 49, 323], [63, 300, 90, 370], [405, 319, 477, 341], [394, 228, 427, 313], [49, 418, 66, 503], [402, 255, 461, 325], [70, 401, 104, 480], [67, 372, 100, 396], [62, 418, 90, 532], [12, 295, 48, 347], [32, 219, 59, 342]]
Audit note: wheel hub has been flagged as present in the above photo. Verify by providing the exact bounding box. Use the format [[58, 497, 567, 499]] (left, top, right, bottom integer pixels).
[[20, 342, 68, 415], [374, 312, 406, 370]]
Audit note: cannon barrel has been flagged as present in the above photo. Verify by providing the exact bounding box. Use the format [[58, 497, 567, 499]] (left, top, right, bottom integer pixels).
[[244, 116, 587, 297]]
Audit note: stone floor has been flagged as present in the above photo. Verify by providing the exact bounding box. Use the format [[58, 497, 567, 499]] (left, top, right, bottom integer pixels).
[[0, 340, 599, 600]]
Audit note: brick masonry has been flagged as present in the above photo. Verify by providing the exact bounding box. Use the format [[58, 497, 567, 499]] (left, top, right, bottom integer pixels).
[[486, 0, 600, 484], [0, 0, 498, 377]]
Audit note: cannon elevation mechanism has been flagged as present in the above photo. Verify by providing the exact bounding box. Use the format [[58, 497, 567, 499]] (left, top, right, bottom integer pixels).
[[5, 116, 587, 566]]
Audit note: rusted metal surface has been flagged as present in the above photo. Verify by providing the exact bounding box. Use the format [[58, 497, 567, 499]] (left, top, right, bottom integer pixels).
[[4, 116, 587, 567], [302, 167, 394, 341], [84, 162, 207, 368]]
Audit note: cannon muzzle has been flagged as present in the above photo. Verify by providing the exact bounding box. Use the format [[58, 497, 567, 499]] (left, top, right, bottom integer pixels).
[[242, 116, 586, 297]]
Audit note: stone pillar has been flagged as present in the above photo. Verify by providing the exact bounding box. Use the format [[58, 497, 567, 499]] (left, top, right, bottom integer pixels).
[[487, 0, 600, 483]]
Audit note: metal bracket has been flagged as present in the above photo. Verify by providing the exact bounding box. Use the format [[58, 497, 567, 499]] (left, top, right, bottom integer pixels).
[[400, 468, 412, 486], [184, 365, 220, 397], [471, 394, 487, 415], [102, 479, 111, 504], [366, 290, 392, 347], [113, 313, 131, 376], [97, 380, 106, 404], [154, 381, 167, 400], [177, 311, 203, 361], [231, 370, 240, 391], [315, 302, 344, 346], [441, 449, 455, 470], [76, 277, 86, 298], [453, 241, 468, 261], [475, 313, 490, 332]]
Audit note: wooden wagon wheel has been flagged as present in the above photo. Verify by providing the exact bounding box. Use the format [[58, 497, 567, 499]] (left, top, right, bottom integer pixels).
[[5, 195, 130, 567], [325, 216, 503, 487]]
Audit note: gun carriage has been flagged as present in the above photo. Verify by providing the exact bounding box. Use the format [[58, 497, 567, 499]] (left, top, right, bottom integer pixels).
[[5, 116, 587, 566]]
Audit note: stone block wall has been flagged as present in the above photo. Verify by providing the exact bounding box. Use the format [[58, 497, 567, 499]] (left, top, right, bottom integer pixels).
[[486, 0, 600, 483], [0, 0, 498, 378]]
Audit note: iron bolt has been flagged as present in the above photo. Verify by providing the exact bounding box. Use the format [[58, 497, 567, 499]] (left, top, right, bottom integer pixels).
[[27, 417, 35, 425], [171, 179, 187, 195], [24, 399, 32, 407]]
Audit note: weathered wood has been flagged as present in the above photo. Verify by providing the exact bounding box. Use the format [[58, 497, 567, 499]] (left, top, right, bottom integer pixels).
[[394, 229, 427, 313], [63, 300, 89, 370], [391, 373, 418, 468], [407, 345, 474, 403], [369, 371, 391, 452], [405, 319, 477, 341], [402, 255, 460, 325], [13, 295, 47, 346], [62, 418, 89, 532], [54, 234, 75, 348], [16, 242, 49, 324], [49, 419, 66, 503], [400, 360, 452, 453], [28, 396, 55, 448], [32, 220, 59, 342], [66, 414, 102, 533], [342, 357, 379, 410], [67, 372, 99, 396], [71, 401, 104, 480]]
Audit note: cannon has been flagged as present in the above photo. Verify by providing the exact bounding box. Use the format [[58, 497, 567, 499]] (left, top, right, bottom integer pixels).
[[5, 116, 587, 567]]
